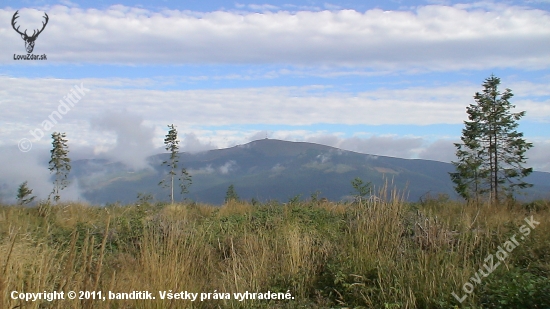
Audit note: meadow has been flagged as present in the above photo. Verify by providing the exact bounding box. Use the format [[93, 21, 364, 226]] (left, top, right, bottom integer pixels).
[[1, 187, 549, 309]]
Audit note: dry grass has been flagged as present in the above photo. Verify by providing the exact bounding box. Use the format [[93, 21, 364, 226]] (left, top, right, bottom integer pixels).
[[1, 192, 549, 309]]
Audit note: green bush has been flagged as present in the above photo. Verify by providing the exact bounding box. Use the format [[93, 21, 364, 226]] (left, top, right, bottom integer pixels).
[[480, 269, 550, 308]]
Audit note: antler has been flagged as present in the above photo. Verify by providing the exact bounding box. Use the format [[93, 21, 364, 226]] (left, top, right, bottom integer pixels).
[[11, 10, 49, 53], [11, 10, 25, 36], [11, 11, 49, 38], [33, 12, 49, 38]]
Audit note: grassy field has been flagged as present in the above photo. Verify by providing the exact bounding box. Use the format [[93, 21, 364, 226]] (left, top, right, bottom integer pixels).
[[1, 187, 549, 308]]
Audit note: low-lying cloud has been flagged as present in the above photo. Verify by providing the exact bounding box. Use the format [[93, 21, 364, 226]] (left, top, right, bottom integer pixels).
[[0, 144, 86, 203], [306, 134, 426, 159], [90, 110, 156, 170], [300, 133, 550, 172], [181, 132, 217, 153], [218, 160, 237, 174]]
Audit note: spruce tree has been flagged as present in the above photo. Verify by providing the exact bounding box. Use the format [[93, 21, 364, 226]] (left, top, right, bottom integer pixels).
[[225, 184, 239, 203], [16, 181, 36, 205], [451, 75, 533, 204], [351, 177, 371, 202], [159, 124, 192, 203], [49, 132, 71, 202], [159, 124, 179, 204], [179, 166, 192, 199]]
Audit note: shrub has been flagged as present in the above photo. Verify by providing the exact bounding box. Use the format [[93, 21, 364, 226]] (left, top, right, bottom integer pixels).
[[480, 269, 550, 309]]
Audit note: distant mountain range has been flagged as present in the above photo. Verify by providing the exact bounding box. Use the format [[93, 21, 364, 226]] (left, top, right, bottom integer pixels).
[[71, 139, 550, 205]]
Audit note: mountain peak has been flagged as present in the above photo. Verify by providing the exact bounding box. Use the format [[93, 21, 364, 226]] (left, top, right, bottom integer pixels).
[[238, 138, 337, 156], [71, 138, 550, 205]]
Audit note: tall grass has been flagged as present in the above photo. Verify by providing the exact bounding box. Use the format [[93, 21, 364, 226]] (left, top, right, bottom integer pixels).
[[1, 190, 549, 308]]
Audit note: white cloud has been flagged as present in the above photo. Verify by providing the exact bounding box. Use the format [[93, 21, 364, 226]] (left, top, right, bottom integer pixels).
[[248, 130, 271, 141], [0, 144, 87, 203], [218, 160, 237, 174], [181, 132, 216, 153], [0, 76, 547, 174], [271, 163, 285, 172], [2, 4, 549, 69], [525, 138, 550, 172], [302, 133, 550, 172], [306, 134, 426, 158], [0, 77, 470, 132], [1, 76, 548, 153], [89, 110, 156, 170], [316, 153, 331, 163], [416, 138, 457, 162], [189, 164, 215, 175]]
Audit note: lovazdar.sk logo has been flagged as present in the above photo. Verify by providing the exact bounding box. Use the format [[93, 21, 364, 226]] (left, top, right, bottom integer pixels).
[[12, 10, 48, 60]]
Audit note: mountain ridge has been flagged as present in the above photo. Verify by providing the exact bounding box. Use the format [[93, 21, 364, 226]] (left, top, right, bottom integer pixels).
[[68, 139, 550, 205]]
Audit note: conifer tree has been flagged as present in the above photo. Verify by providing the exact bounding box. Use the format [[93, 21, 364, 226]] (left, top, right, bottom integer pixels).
[[159, 124, 192, 203], [179, 166, 192, 199], [49, 132, 71, 202], [351, 177, 371, 202], [16, 181, 36, 205], [225, 184, 239, 203], [451, 75, 533, 204]]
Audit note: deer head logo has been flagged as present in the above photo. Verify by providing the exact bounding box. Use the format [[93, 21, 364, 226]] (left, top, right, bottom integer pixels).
[[11, 10, 49, 54]]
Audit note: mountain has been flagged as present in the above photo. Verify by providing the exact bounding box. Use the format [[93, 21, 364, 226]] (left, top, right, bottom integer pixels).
[[74, 139, 550, 205]]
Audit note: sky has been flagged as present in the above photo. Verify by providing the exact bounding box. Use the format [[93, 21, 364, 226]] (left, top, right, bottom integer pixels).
[[1, 0, 549, 199]]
